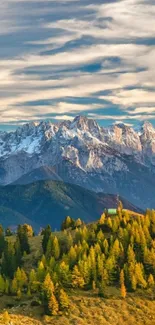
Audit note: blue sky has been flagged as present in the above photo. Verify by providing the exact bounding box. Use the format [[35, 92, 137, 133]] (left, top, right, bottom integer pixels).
[[0, 0, 155, 130]]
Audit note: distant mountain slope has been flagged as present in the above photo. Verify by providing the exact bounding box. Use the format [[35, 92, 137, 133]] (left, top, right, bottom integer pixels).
[[0, 181, 142, 230], [12, 166, 62, 185], [0, 206, 39, 231], [0, 116, 155, 209]]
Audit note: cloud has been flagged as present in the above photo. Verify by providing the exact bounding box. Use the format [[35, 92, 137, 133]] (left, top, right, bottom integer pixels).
[[0, 0, 155, 128]]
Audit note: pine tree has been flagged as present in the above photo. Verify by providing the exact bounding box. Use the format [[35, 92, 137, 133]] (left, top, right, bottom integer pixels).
[[121, 283, 127, 298], [120, 269, 125, 286], [72, 265, 85, 288], [17, 225, 30, 255], [11, 278, 18, 295], [48, 294, 59, 316], [59, 288, 70, 310], [131, 274, 137, 291], [5, 227, 12, 237], [98, 279, 106, 297], [17, 288, 22, 300], [27, 286, 32, 298], [37, 261, 45, 282], [99, 213, 105, 225], [52, 236, 60, 260], [42, 225, 52, 254], [14, 237, 22, 266], [2, 311, 10, 324], [58, 261, 71, 286], [29, 269, 38, 292], [1, 241, 17, 278], [0, 275, 5, 293], [68, 246, 77, 268], [5, 279, 9, 295], [75, 218, 83, 228], [0, 226, 5, 258], [148, 274, 155, 288], [15, 267, 28, 289], [61, 216, 75, 230]]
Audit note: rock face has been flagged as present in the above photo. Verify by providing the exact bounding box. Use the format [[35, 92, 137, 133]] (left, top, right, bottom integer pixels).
[[1, 116, 155, 209]]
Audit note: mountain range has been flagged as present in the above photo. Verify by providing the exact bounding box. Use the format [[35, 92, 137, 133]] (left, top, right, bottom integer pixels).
[[0, 116, 155, 209]]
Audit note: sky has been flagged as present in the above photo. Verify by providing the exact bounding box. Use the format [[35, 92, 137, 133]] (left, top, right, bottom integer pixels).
[[0, 0, 155, 131]]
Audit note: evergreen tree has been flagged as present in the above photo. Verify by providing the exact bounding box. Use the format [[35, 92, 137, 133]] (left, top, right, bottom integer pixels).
[[11, 278, 18, 295], [2, 311, 10, 325], [37, 261, 46, 282], [59, 288, 70, 310], [1, 241, 17, 278], [0, 275, 5, 293], [52, 237, 60, 260], [121, 283, 127, 298], [42, 225, 52, 254], [148, 274, 155, 288], [61, 216, 75, 230], [17, 225, 30, 255], [48, 294, 59, 316], [72, 265, 85, 288], [5, 227, 12, 237], [98, 279, 106, 298]]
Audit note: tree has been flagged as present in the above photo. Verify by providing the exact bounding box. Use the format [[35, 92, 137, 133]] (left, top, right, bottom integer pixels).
[[59, 289, 70, 310], [1, 241, 17, 278], [14, 237, 22, 266], [22, 224, 34, 237], [29, 269, 38, 292], [17, 225, 30, 255], [17, 288, 22, 300], [58, 261, 71, 286], [72, 265, 85, 288], [0, 275, 5, 293], [52, 237, 60, 260], [42, 225, 52, 254], [5, 279, 9, 294], [2, 311, 10, 324], [68, 246, 77, 268], [42, 273, 55, 313], [75, 218, 83, 228], [98, 279, 106, 297], [5, 227, 12, 237], [48, 294, 59, 316], [120, 269, 125, 286], [15, 267, 28, 289], [0, 230, 5, 258], [148, 274, 155, 288], [99, 213, 105, 225], [11, 278, 18, 295], [121, 283, 127, 299], [61, 216, 75, 230], [37, 261, 45, 282]]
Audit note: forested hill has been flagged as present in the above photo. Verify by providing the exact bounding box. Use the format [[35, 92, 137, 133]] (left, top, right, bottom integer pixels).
[[0, 207, 154, 324], [0, 180, 142, 229]]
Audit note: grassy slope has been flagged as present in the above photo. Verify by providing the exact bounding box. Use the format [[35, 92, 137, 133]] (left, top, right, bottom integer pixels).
[[1, 235, 155, 325], [0, 291, 155, 325]]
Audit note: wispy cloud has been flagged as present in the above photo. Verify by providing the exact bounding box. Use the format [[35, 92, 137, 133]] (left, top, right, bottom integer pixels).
[[0, 0, 155, 128]]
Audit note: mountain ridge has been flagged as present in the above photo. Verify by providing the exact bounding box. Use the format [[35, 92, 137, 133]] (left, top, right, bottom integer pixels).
[[0, 180, 142, 229], [0, 116, 155, 209]]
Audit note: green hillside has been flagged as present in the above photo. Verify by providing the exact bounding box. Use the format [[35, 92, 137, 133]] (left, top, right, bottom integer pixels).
[[0, 180, 142, 229], [0, 206, 154, 324]]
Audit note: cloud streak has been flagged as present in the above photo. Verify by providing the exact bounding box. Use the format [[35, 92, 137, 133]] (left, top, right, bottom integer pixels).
[[0, 0, 155, 129]]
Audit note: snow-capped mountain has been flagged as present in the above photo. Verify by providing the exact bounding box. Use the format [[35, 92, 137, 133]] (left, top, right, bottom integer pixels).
[[1, 116, 155, 209]]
